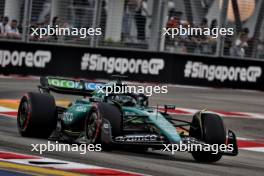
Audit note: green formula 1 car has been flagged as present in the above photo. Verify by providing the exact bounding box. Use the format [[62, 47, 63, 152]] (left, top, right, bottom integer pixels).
[[17, 76, 238, 162]]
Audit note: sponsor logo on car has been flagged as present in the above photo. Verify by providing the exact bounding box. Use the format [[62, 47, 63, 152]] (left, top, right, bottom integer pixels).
[[81, 53, 165, 75], [115, 134, 160, 142], [48, 79, 83, 89], [62, 112, 74, 123], [85, 82, 104, 90], [0, 50, 51, 68], [47, 78, 104, 90], [184, 61, 262, 82], [75, 106, 87, 112]]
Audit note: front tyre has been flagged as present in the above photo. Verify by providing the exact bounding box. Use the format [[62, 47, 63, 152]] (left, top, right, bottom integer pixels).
[[85, 103, 122, 150], [17, 92, 57, 138], [190, 112, 226, 162]]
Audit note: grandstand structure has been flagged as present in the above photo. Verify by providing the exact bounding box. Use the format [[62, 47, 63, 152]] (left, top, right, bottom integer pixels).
[[0, 0, 263, 60]]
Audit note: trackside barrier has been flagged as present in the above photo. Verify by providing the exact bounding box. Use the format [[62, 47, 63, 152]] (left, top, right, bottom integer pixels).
[[0, 41, 263, 91]]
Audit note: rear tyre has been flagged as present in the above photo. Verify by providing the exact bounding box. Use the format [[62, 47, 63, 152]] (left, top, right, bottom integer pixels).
[[85, 102, 122, 150], [190, 113, 226, 162], [17, 92, 57, 138]]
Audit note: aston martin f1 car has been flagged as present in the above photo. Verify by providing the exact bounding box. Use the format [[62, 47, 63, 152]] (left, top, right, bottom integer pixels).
[[17, 76, 238, 162]]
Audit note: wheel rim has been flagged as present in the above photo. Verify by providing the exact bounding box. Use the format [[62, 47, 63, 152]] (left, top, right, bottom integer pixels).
[[18, 100, 29, 129], [86, 112, 99, 143]]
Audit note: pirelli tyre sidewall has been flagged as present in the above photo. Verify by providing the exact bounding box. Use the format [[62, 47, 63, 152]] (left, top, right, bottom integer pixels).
[[17, 92, 57, 138], [190, 112, 226, 162]]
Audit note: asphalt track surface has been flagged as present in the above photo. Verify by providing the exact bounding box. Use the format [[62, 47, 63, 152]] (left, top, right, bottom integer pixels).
[[0, 78, 264, 176]]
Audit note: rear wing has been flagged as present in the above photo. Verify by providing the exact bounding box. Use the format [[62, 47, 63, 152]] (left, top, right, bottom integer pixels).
[[39, 76, 105, 96]]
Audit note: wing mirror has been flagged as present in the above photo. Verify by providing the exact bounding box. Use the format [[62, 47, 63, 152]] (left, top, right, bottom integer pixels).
[[164, 104, 176, 114]]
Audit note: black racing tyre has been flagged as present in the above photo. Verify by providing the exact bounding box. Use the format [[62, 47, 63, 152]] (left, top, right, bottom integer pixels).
[[97, 102, 122, 137], [85, 102, 122, 149], [17, 92, 57, 138], [190, 113, 226, 162]]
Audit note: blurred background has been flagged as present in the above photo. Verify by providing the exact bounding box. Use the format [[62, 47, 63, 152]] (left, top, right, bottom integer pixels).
[[0, 0, 263, 60], [0, 3, 264, 176]]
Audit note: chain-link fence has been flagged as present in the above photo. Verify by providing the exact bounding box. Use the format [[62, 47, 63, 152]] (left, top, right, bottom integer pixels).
[[0, 0, 25, 41], [29, 0, 97, 45], [0, 0, 4, 18], [0, 0, 263, 60], [162, 0, 221, 56], [222, 0, 264, 60]]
